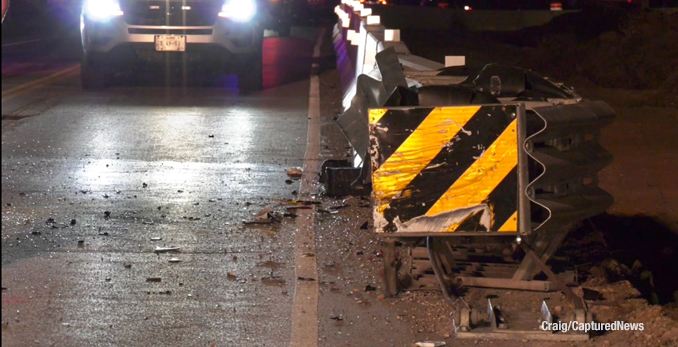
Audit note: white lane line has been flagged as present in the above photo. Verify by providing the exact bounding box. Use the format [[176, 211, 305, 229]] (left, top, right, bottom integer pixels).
[[290, 28, 325, 347], [1, 37, 56, 48]]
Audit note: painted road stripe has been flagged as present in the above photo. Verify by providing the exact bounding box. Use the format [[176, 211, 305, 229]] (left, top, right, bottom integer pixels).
[[372, 106, 480, 214], [1, 37, 56, 47], [1, 64, 80, 100], [290, 27, 325, 347]]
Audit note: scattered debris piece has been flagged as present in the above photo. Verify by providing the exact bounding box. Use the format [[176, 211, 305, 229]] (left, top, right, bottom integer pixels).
[[208, 134, 215, 138], [46, 218, 56, 225], [360, 221, 369, 229], [124, 263, 132, 269], [302, 253, 316, 257], [286, 206, 312, 211], [262, 276, 286, 286], [1, 287, 8, 291], [154, 246, 181, 253], [298, 277, 316, 282], [209, 199, 216, 202], [104, 211, 111, 218], [146, 277, 162, 282], [168, 258, 182, 263], [330, 315, 344, 321], [285, 179, 294, 184], [70, 219, 77, 226], [150, 237, 162, 241], [318, 208, 339, 214], [177, 190, 184, 193], [365, 285, 377, 292], [142, 183, 148, 188], [245, 208, 282, 225], [415, 342, 445, 347], [143, 219, 154, 225], [227, 272, 238, 280], [286, 167, 303, 178], [105, 277, 111, 282], [31, 231, 41, 235], [260, 229, 278, 236], [283, 212, 298, 218]]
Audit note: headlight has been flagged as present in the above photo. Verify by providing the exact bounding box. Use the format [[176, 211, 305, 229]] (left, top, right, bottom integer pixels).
[[218, 0, 256, 22], [84, 0, 123, 22]]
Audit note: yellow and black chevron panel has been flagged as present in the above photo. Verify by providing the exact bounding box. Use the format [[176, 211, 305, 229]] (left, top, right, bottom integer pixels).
[[369, 105, 519, 233]]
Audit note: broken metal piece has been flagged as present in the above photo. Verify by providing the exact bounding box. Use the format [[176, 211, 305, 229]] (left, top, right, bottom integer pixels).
[[154, 246, 181, 253]]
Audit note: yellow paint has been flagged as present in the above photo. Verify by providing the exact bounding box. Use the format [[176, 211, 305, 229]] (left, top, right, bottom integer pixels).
[[2, 64, 80, 100], [426, 119, 518, 220], [498, 211, 518, 232], [368, 109, 388, 124], [372, 106, 480, 213]]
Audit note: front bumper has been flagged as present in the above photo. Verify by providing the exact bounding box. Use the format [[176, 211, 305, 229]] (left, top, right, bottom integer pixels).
[[81, 15, 263, 56]]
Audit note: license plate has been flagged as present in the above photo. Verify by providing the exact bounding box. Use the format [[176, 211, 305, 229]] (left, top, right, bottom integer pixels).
[[155, 35, 186, 52]]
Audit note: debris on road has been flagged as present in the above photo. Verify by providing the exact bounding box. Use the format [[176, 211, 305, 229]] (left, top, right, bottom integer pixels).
[[414, 342, 445, 347], [261, 276, 286, 286], [104, 211, 111, 218], [227, 272, 237, 280], [168, 258, 182, 263], [286, 167, 303, 178], [146, 277, 162, 282], [154, 246, 181, 253], [150, 237, 162, 241], [70, 219, 77, 226], [244, 208, 282, 225]]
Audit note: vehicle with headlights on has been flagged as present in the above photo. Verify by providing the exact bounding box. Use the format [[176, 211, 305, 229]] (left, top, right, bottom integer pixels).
[[80, 0, 264, 91]]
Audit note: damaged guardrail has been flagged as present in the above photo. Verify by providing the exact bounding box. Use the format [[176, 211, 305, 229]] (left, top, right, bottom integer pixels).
[[329, 2, 615, 341]]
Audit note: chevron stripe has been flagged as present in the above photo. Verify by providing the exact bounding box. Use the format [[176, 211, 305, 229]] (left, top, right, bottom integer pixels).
[[384, 106, 515, 224], [498, 211, 518, 232], [368, 109, 388, 124], [370, 105, 520, 233], [371, 106, 481, 213], [426, 119, 517, 221]]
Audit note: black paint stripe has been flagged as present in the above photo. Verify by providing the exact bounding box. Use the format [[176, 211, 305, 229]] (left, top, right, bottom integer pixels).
[[383, 105, 516, 225], [487, 168, 518, 230], [372, 108, 434, 166]]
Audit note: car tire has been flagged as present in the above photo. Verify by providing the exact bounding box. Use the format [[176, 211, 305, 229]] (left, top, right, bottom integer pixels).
[[81, 54, 111, 90], [238, 48, 263, 92]]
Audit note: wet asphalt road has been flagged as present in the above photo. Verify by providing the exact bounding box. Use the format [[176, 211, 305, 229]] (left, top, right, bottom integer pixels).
[[2, 28, 319, 346]]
